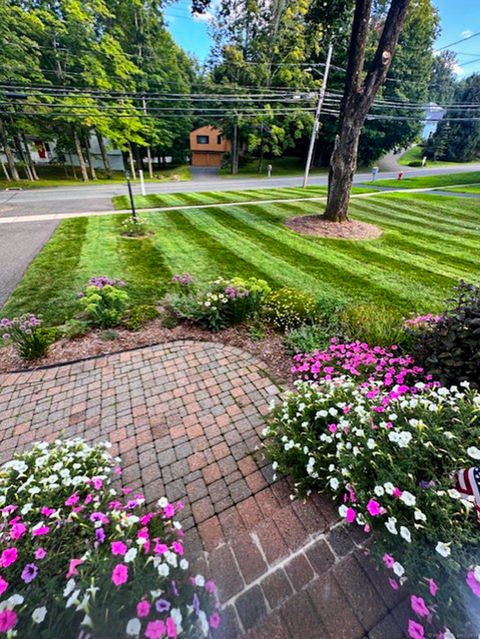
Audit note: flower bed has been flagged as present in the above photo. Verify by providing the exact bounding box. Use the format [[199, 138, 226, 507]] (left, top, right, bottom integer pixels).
[[0, 440, 219, 638], [264, 342, 480, 637]]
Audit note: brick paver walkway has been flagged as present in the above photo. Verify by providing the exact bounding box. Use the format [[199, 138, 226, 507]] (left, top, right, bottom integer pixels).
[[0, 341, 409, 638]]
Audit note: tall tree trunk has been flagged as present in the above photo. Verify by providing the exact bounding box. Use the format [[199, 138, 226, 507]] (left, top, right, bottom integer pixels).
[[127, 144, 136, 180], [96, 130, 111, 177], [0, 120, 19, 181], [21, 133, 39, 180], [324, 0, 411, 222], [85, 133, 97, 180], [73, 128, 89, 182], [13, 134, 33, 180], [0, 157, 10, 181], [146, 146, 154, 178], [69, 153, 78, 180]]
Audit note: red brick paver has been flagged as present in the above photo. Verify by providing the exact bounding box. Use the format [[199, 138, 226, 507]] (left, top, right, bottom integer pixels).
[[0, 340, 407, 638]]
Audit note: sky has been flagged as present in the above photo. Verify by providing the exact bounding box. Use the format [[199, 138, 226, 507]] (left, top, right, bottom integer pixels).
[[165, 0, 480, 75]]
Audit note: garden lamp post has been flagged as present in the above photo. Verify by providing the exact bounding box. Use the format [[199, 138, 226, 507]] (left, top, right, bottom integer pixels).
[[125, 170, 137, 222]]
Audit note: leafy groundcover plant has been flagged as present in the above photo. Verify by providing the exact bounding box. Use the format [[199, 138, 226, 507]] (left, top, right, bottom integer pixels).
[[165, 275, 271, 332], [0, 439, 219, 638], [264, 342, 480, 638], [78, 276, 129, 328], [0, 315, 52, 361]]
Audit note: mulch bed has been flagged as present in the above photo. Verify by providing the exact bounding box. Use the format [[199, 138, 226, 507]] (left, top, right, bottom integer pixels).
[[286, 215, 383, 240], [0, 320, 292, 384]]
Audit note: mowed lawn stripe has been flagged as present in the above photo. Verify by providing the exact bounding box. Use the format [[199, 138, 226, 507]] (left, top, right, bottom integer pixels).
[[216, 204, 455, 306]]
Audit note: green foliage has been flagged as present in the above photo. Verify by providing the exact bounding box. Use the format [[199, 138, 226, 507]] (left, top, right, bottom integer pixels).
[[121, 216, 149, 237], [124, 304, 159, 331], [263, 288, 342, 332], [99, 328, 119, 341], [340, 304, 409, 349], [0, 314, 52, 361], [283, 323, 333, 354], [60, 319, 90, 340], [79, 285, 129, 328], [411, 281, 480, 388]]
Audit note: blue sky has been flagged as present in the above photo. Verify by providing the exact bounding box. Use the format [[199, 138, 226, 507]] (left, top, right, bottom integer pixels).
[[165, 0, 480, 75]]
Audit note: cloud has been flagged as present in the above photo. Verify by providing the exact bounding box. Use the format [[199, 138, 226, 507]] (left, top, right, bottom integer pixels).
[[461, 30, 473, 38], [452, 61, 464, 75], [192, 10, 213, 21]]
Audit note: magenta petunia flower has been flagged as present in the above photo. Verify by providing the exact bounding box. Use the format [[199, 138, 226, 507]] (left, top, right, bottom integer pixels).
[[389, 578, 399, 591], [111, 541, 127, 556], [205, 580, 216, 594], [172, 541, 183, 556], [66, 558, 84, 579], [154, 542, 169, 556], [166, 617, 177, 638], [467, 571, 480, 597], [0, 577, 8, 596], [0, 609, 17, 632], [0, 547, 18, 568], [41, 507, 55, 517], [209, 612, 221, 629], [145, 620, 166, 639], [65, 493, 80, 507], [21, 563, 38, 583], [32, 524, 50, 537], [112, 563, 128, 586], [346, 507, 356, 523], [408, 619, 425, 639], [411, 595, 429, 618], [35, 548, 46, 560], [383, 554, 395, 569], [366, 499, 382, 517], [136, 600, 151, 618], [428, 578, 438, 597], [164, 504, 175, 518], [10, 522, 26, 541]]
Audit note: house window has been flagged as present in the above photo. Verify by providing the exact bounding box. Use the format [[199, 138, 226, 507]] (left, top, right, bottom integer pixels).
[[217, 135, 223, 144], [196, 135, 209, 144]]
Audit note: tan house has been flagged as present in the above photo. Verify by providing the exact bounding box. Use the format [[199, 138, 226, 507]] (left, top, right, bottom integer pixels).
[[189, 125, 230, 168]]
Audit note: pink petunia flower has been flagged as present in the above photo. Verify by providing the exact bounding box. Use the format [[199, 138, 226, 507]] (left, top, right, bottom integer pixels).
[[32, 524, 50, 537], [65, 493, 80, 507], [209, 612, 221, 629], [66, 559, 84, 579], [392, 488, 403, 499], [172, 541, 183, 556], [346, 507, 356, 523], [467, 571, 480, 597], [41, 507, 55, 517], [166, 617, 178, 638], [0, 577, 8, 596], [164, 504, 175, 518], [154, 542, 169, 556], [35, 548, 46, 560], [111, 541, 127, 556], [0, 609, 17, 632], [205, 580, 216, 594], [388, 578, 399, 590], [0, 547, 18, 568], [428, 578, 438, 597], [91, 477, 103, 490], [408, 619, 425, 639], [411, 595, 429, 618], [112, 563, 128, 586], [383, 554, 395, 569], [136, 600, 151, 618], [366, 499, 382, 517], [10, 522, 26, 541], [145, 620, 166, 639]]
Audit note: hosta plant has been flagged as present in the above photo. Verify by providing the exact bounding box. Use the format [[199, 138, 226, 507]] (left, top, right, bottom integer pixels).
[[0, 439, 219, 639], [263, 369, 480, 636]]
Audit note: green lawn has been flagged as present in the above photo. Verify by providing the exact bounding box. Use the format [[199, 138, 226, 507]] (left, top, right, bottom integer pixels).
[[398, 146, 479, 169], [112, 185, 378, 210], [219, 155, 372, 179], [369, 171, 480, 190], [4, 191, 480, 326], [0, 165, 191, 190], [446, 185, 480, 194]]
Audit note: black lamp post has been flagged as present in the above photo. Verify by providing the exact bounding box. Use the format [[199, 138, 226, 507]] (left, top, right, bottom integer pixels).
[[125, 170, 137, 221]]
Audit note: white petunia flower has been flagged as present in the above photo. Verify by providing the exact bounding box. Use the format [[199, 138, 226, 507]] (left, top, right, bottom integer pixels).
[[124, 548, 138, 563], [126, 618, 141, 637], [385, 518, 398, 535], [393, 561, 405, 577], [400, 526, 412, 543], [435, 542, 451, 558], [414, 510, 427, 522], [32, 607, 47, 624], [400, 491, 416, 507], [467, 447, 480, 460]]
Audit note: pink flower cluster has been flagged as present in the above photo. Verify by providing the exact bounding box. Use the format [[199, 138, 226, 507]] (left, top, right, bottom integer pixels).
[[291, 339, 432, 398], [171, 273, 194, 286], [404, 313, 442, 330]]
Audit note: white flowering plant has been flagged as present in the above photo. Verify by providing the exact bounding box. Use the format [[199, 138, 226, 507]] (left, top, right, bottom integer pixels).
[[0, 440, 219, 638], [263, 375, 480, 637]]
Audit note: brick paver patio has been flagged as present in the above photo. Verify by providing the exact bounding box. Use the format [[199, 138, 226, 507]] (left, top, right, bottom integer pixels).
[[0, 340, 409, 638]]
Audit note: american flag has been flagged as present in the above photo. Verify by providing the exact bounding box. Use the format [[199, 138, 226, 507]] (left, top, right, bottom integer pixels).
[[454, 466, 480, 520]]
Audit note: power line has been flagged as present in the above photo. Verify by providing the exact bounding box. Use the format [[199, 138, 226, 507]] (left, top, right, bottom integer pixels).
[[435, 31, 480, 52]]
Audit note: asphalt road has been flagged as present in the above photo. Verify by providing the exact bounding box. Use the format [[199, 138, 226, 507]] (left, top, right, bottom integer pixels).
[[1, 162, 480, 310]]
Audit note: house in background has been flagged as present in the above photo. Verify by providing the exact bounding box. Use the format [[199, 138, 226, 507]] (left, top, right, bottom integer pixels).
[[189, 125, 230, 168]]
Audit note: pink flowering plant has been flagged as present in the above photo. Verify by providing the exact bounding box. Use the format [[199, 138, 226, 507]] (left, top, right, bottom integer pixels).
[[0, 440, 219, 638], [0, 314, 50, 361], [165, 275, 270, 332], [264, 347, 480, 636]]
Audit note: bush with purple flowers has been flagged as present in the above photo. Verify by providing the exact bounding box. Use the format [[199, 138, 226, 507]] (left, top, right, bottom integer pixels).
[[0, 314, 51, 361]]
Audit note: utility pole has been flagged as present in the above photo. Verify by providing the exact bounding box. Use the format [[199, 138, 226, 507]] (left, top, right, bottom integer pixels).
[[303, 42, 334, 188]]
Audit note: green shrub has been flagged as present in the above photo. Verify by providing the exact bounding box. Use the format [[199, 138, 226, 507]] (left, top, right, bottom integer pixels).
[[263, 288, 342, 332], [0, 314, 52, 361], [340, 304, 409, 348], [263, 377, 480, 636], [78, 283, 129, 328], [124, 304, 159, 331], [283, 323, 334, 354], [99, 328, 119, 341], [410, 281, 480, 388], [60, 319, 90, 340], [121, 215, 149, 237], [408, 160, 423, 167]]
